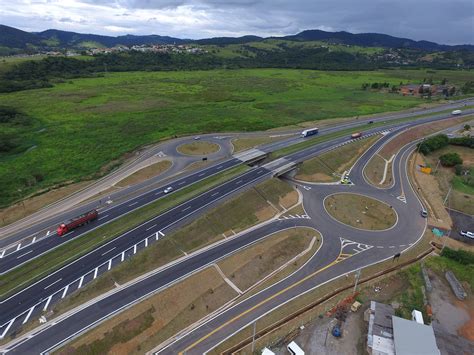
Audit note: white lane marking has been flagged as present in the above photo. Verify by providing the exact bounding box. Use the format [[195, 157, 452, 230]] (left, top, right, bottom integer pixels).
[[389, 246, 395, 248], [108, 259, 112, 271], [178, 181, 186, 185], [98, 214, 109, 221], [121, 251, 125, 262], [155, 232, 160, 241], [182, 206, 191, 212], [146, 224, 157, 231], [257, 170, 264, 174], [198, 173, 205, 177], [16, 250, 33, 259], [133, 245, 137, 254], [376, 246, 384, 249], [61, 285, 69, 299], [128, 201, 138, 207], [0, 318, 15, 339], [236, 180, 243, 184], [101, 247, 116, 256], [155, 191, 162, 196], [216, 165, 223, 169], [44, 278, 62, 290], [32, 236, 36, 243], [0, 249, 5, 258], [145, 238, 148, 247], [211, 192, 219, 197], [93, 267, 98, 279], [78, 276, 84, 289], [23, 306, 35, 324], [16, 243, 21, 251], [400, 244, 406, 247], [43, 296, 52, 312], [159, 231, 165, 237]]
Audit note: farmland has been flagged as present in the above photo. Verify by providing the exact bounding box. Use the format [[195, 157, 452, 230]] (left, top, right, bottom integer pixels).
[[1, 68, 473, 207]]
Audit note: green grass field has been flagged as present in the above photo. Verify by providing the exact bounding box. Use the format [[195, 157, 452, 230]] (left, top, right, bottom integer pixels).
[[1, 68, 473, 206]]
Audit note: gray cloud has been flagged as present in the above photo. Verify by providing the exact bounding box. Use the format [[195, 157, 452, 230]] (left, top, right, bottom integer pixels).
[[0, 0, 472, 44]]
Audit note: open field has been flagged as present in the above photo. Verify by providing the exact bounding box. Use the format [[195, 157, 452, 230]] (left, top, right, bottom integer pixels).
[[364, 153, 393, 187], [0, 165, 248, 299], [324, 193, 397, 230], [2, 68, 473, 206], [115, 160, 172, 187], [176, 141, 220, 155], [296, 135, 381, 182]]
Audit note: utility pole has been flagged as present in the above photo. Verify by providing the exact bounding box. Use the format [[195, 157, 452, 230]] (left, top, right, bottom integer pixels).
[[251, 321, 257, 352], [353, 269, 361, 294]]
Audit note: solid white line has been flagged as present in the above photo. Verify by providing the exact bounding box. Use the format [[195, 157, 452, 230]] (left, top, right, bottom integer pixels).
[[0, 318, 15, 339], [182, 206, 191, 212], [32, 236, 36, 243], [43, 296, 52, 312], [133, 245, 137, 254], [16, 243, 21, 251], [16, 250, 33, 259], [0, 249, 5, 258], [101, 247, 116, 256], [145, 238, 148, 247], [108, 259, 112, 271], [121, 251, 125, 262], [159, 231, 165, 237], [211, 192, 219, 197], [23, 306, 35, 324], [146, 224, 157, 231], [128, 201, 138, 207], [61, 285, 69, 299], [78, 276, 84, 289], [93, 268, 98, 279], [98, 214, 109, 221], [155, 232, 160, 241], [44, 278, 62, 290]]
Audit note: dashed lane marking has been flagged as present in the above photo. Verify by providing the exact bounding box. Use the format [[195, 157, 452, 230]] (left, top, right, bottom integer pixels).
[[44, 278, 62, 290]]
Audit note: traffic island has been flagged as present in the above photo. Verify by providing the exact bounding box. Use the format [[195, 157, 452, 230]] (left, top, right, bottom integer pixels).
[[324, 193, 397, 231], [177, 141, 220, 155]]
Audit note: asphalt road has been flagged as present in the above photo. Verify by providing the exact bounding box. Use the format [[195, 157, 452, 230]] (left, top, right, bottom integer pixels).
[[0, 104, 472, 353], [1, 111, 463, 353]]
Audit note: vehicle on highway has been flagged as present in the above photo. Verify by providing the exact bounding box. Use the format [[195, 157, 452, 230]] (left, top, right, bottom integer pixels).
[[368, 120, 374, 124], [164, 186, 174, 194], [460, 230, 474, 239], [194, 136, 201, 140], [301, 127, 319, 137], [451, 109, 462, 115], [351, 132, 362, 139], [421, 209, 428, 218], [57, 210, 98, 236]]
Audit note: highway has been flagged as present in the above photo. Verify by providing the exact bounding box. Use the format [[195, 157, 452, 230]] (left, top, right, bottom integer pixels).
[[1, 108, 470, 352]]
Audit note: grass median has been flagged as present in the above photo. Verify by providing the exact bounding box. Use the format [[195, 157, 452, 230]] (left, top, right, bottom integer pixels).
[[0, 164, 249, 300]]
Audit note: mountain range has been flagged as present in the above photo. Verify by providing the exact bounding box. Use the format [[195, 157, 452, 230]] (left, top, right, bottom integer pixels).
[[1, 24, 473, 54]]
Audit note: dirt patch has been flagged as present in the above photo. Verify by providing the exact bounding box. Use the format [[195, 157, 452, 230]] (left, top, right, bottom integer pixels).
[[0, 181, 91, 228], [324, 193, 397, 230], [59, 267, 237, 355], [177, 141, 220, 156], [364, 154, 393, 187], [218, 228, 317, 291], [115, 160, 172, 187], [279, 190, 299, 209], [296, 135, 381, 182]]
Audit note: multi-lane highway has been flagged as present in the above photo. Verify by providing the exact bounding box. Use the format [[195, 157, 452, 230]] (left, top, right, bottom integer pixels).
[[1, 107, 471, 352]]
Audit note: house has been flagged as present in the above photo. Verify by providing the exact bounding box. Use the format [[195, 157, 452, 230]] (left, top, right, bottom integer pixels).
[[399, 84, 421, 96], [366, 301, 395, 355]]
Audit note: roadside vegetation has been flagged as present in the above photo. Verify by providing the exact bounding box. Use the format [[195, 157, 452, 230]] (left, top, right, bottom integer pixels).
[[324, 193, 397, 230], [296, 135, 380, 182], [115, 160, 172, 187], [1, 69, 473, 207], [176, 141, 220, 155]]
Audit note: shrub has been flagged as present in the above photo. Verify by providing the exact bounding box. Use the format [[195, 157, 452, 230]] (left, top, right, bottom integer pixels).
[[449, 136, 474, 148], [418, 134, 449, 155], [439, 152, 463, 167], [441, 247, 474, 265]]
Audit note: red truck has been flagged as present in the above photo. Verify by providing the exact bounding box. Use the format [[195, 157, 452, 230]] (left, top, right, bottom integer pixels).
[[351, 132, 362, 139], [57, 210, 98, 236]]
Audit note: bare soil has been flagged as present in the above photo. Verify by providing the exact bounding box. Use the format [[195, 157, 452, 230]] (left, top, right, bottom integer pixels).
[[115, 160, 172, 187], [324, 193, 397, 230], [177, 141, 220, 155]]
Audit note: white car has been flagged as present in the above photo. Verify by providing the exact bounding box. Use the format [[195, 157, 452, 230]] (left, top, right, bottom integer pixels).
[[460, 230, 474, 239], [194, 136, 201, 140], [164, 186, 173, 194]]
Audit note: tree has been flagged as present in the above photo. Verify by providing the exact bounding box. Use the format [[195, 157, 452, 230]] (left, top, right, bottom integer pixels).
[[441, 78, 447, 85], [464, 124, 471, 131], [439, 152, 463, 167], [418, 134, 449, 155]]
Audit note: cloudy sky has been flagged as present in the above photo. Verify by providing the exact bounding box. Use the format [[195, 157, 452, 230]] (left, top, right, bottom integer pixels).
[[1, 0, 473, 44]]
